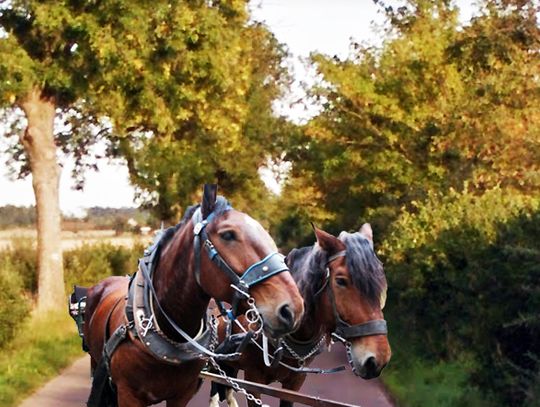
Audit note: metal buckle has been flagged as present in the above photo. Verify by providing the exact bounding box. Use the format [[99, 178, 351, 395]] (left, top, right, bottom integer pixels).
[[194, 220, 207, 236], [136, 310, 154, 337]]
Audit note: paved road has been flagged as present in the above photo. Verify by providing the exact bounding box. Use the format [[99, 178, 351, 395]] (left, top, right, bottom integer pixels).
[[18, 347, 394, 407]]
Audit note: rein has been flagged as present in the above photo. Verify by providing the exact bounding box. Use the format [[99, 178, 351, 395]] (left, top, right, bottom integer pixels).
[[97, 202, 294, 377]]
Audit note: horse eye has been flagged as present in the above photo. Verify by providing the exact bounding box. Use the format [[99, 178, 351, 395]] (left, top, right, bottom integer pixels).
[[219, 231, 236, 241], [335, 277, 348, 287]]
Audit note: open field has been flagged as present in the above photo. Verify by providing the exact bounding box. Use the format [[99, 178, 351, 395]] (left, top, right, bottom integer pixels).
[[0, 229, 151, 251]]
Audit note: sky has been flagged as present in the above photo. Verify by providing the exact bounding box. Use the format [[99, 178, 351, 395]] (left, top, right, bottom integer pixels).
[[0, 0, 476, 215]]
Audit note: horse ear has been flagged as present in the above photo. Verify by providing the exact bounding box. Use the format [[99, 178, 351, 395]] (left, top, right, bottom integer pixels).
[[312, 224, 344, 253], [201, 184, 218, 220], [359, 223, 373, 247]]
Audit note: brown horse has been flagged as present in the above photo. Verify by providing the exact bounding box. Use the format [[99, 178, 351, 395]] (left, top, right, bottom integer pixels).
[[80, 185, 304, 407], [210, 224, 391, 407]]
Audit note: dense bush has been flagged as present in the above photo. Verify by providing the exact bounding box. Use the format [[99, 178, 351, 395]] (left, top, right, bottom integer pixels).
[[63, 242, 143, 290], [0, 238, 37, 293], [0, 241, 144, 349], [382, 188, 540, 405], [0, 206, 36, 229], [0, 264, 30, 346]]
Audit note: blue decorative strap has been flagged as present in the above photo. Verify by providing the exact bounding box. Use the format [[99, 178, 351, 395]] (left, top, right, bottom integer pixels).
[[240, 252, 289, 287]]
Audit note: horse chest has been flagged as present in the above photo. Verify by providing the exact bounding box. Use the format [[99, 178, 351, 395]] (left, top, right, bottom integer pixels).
[[113, 345, 206, 401]]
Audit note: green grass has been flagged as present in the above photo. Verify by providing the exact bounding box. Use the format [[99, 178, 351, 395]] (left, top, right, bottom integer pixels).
[[0, 311, 83, 407], [381, 354, 490, 407]]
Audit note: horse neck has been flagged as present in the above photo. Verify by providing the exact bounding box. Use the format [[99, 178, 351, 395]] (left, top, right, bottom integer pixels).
[[289, 254, 333, 342], [153, 226, 209, 340]]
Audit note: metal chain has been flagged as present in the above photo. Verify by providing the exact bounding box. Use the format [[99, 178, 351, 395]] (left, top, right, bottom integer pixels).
[[281, 335, 326, 365], [208, 356, 263, 406], [345, 342, 357, 375], [207, 297, 264, 406]]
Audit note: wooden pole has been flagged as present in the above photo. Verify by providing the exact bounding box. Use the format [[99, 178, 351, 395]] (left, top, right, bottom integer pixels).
[[200, 371, 360, 407]]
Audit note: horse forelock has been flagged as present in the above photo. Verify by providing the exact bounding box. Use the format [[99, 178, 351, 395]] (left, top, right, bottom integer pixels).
[[212, 196, 232, 217], [340, 231, 387, 305], [160, 196, 232, 249]]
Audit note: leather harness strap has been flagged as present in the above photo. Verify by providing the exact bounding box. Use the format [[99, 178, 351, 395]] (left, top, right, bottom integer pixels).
[[191, 207, 289, 316], [280, 247, 387, 370], [325, 250, 388, 340], [101, 202, 293, 371]]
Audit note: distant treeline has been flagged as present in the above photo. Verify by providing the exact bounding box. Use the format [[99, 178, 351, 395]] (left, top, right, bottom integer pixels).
[[0, 205, 36, 229], [0, 205, 157, 231]]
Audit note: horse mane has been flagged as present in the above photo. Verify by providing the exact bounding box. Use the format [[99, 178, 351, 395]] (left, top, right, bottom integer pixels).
[[286, 246, 328, 316], [340, 231, 387, 306], [160, 195, 232, 248], [286, 231, 386, 315]]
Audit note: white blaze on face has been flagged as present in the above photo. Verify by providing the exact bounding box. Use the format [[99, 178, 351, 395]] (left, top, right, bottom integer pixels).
[[243, 214, 262, 231], [242, 213, 278, 251], [351, 342, 376, 366]]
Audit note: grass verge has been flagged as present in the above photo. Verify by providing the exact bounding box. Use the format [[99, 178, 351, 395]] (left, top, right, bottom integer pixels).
[[381, 353, 489, 407], [0, 311, 83, 407]]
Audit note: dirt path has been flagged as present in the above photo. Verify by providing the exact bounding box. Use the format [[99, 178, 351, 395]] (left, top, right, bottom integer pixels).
[[18, 347, 394, 407]]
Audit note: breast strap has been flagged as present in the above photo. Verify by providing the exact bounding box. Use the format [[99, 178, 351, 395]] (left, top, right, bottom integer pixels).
[[125, 270, 215, 364]]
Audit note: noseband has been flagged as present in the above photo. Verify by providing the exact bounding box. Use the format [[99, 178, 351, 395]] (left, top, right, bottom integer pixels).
[[192, 207, 289, 316], [323, 250, 388, 343]]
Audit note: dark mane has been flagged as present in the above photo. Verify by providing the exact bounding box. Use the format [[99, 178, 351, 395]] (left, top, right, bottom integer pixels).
[[159, 195, 232, 248], [285, 231, 387, 315], [286, 245, 328, 316], [340, 231, 387, 305]]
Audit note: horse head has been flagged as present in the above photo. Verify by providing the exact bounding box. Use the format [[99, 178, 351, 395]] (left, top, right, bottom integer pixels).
[[314, 224, 391, 379], [195, 184, 304, 338]]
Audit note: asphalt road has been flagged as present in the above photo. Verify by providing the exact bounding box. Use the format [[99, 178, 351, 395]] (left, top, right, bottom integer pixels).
[[18, 347, 395, 407]]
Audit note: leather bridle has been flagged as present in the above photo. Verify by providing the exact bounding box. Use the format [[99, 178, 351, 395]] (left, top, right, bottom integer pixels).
[[192, 206, 289, 317], [321, 250, 388, 343], [119, 204, 291, 364]]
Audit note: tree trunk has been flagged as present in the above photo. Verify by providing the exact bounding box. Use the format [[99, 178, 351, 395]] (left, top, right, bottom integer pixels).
[[20, 89, 65, 312]]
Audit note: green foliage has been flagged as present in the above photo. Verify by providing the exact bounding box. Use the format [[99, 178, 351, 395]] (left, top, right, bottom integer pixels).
[[0, 262, 30, 346], [63, 242, 143, 290], [0, 240, 143, 352], [0, 311, 81, 407], [0, 238, 37, 293], [383, 355, 489, 407], [382, 188, 540, 405], [117, 21, 291, 221], [1, 0, 288, 206], [278, 0, 540, 240]]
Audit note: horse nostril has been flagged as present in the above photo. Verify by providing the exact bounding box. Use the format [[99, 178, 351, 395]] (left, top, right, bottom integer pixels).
[[364, 356, 378, 374], [277, 304, 295, 329]]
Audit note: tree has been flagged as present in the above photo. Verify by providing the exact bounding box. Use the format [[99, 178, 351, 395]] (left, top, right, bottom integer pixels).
[[281, 1, 539, 404], [279, 0, 539, 241], [0, 0, 279, 311], [445, 0, 540, 193], [382, 188, 540, 405], [0, 1, 160, 311], [116, 21, 292, 223], [280, 0, 462, 240]]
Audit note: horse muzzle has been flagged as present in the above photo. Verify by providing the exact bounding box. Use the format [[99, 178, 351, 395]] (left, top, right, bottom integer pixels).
[[348, 340, 391, 379]]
